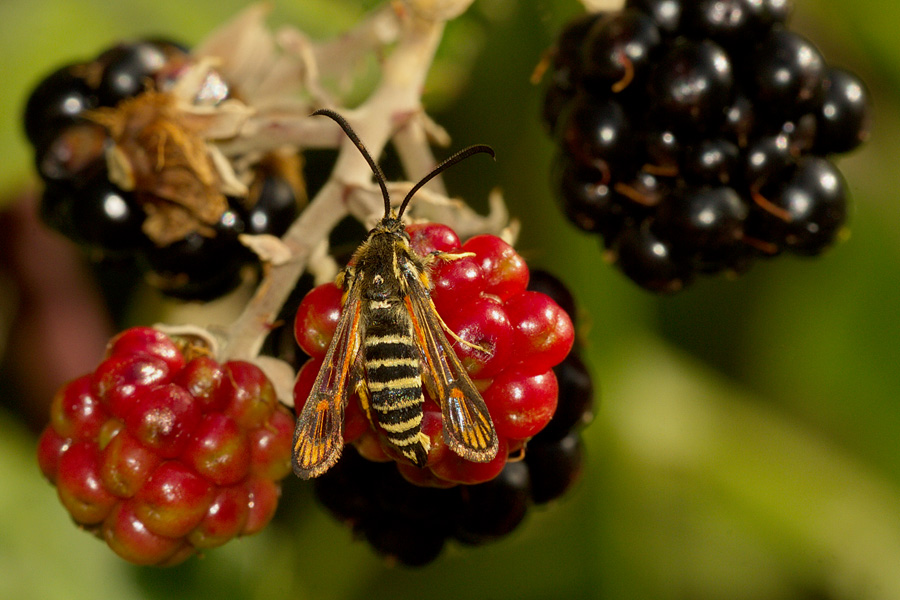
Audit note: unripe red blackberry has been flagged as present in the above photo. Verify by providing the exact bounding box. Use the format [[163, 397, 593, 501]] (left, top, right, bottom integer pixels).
[[293, 223, 574, 488], [303, 261, 592, 566], [543, 1, 869, 292], [306, 271, 593, 566], [37, 327, 294, 566]]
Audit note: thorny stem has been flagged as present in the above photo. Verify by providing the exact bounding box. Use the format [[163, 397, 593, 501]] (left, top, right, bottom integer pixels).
[[219, 10, 446, 362]]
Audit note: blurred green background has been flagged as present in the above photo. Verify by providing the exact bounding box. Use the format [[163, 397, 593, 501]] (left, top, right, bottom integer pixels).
[[2, 0, 899, 599]]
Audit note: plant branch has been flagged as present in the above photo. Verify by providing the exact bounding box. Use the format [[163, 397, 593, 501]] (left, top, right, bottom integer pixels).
[[219, 7, 448, 362]]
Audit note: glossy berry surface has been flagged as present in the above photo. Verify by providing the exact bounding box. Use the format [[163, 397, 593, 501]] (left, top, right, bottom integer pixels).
[[748, 156, 848, 255], [581, 9, 661, 93], [542, 0, 868, 292], [814, 67, 872, 154], [94, 42, 171, 106], [648, 39, 734, 132], [37, 327, 294, 566], [23, 64, 95, 147]]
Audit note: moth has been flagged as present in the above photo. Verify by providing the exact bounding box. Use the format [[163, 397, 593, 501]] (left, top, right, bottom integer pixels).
[[292, 109, 499, 479]]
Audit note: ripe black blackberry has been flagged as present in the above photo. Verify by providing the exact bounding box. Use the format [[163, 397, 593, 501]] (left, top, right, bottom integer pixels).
[[542, 1, 870, 292], [23, 39, 303, 301], [310, 271, 593, 565]]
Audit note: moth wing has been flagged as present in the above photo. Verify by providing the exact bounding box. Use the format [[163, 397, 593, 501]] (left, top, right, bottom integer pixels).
[[292, 281, 364, 479], [404, 280, 498, 463]]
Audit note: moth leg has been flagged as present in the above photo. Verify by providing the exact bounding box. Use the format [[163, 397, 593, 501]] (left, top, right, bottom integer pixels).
[[423, 250, 476, 267], [355, 377, 375, 429]]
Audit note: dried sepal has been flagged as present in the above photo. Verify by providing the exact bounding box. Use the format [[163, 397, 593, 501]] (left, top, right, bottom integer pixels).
[[89, 91, 231, 245]]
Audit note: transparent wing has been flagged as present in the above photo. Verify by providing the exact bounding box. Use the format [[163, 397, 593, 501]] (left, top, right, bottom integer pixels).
[[404, 277, 499, 463], [292, 281, 364, 479]]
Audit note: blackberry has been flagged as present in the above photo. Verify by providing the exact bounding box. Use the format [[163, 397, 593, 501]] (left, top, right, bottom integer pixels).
[[542, 1, 869, 292], [747, 156, 848, 255], [453, 460, 531, 544], [94, 41, 174, 106], [647, 38, 734, 133], [749, 29, 826, 118], [559, 94, 636, 171], [580, 9, 661, 94], [306, 270, 593, 565], [294, 224, 573, 485], [626, 0, 682, 35], [525, 432, 585, 505], [23, 39, 305, 301], [66, 173, 147, 255], [553, 156, 623, 236], [655, 185, 749, 268], [23, 64, 96, 147], [37, 327, 294, 565], [141, 205, 249, 301], [243, 175, 301, 237], [813, 67, 872, 154], [680, 138, 741, 185], [611, 222, 694, 294]]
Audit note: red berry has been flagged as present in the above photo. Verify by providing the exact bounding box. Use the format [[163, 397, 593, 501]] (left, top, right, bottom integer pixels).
[[242, 476, 280, 535], [56, 440, 118, 524], [353, 430, 393, 463], [343, 393, 369, 443], [92, 353, 170, 419], [430, 436, 509, 485], [50, 375, 109, 440], [294, 283, 343, 358], [103, 500, 184, 566], [249, 406, 294, 480], [173, 356, 227, 412], [39, 325, 295, 565], [429, 254, 486, 317], [292, 357, 322, 412], [37, 427, 69, 483], [443, 295, 514, 380], [462, 235, 529, 300], [188, 485, 251, 549], [407, 222, 461, 255], [484, 368, 558, 441], [396, 462, 458, 488], [100, 429, 162, 498], [124, 383, 200, 458], [504, 291, 575, 374], [106, 326, 185, 373], [219, 361, 277, 429], [134, 461, 215, 538], [182, 413, 251, 486]]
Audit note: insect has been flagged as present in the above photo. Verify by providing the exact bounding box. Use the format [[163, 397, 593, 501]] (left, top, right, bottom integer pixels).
[[292, 109, 499, 479]]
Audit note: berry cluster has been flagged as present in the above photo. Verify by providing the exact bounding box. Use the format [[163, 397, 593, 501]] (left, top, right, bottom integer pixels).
[[311, 269, 593, 565], [36, 327, 294, 566], [293, 224, 576, 486], [23, 40, 303, 300], [542, 0, 871, 293]]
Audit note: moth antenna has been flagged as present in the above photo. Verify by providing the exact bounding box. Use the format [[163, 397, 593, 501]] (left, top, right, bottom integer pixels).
[[311, 108, 392, 219], [397, 144, 495, 219]]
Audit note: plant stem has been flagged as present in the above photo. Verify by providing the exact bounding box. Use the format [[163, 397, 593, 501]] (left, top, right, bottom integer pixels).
[[220, 10, 446, 362]]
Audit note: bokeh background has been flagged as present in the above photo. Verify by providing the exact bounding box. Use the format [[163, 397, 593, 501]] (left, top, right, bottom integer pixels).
[[1, 1, 899, 599]]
